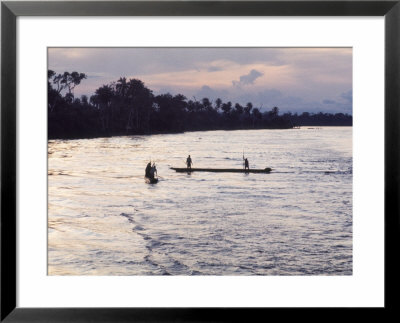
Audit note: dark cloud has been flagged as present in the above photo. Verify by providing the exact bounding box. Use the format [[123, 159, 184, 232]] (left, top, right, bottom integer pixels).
[[207, 66, 223, 72], [323, 99, 336, 104], [232, 69, 264, 86], [341, 90, 352, 103], [86, 73, 106, 79]]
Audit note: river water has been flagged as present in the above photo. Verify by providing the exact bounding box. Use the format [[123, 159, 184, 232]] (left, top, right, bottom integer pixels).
[[48, 127, 352, 275]]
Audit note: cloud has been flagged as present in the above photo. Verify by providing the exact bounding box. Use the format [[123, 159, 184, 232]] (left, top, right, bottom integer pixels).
[[207, 66, 223, 72], [232, 69, 264, 86], [48, 48, 352, 114], [341, 90, 352, 103], [86, 72, 110, 79], [190, 85, 352, 114], [194, 85, 230, 102], [323, 99, 336, 104]]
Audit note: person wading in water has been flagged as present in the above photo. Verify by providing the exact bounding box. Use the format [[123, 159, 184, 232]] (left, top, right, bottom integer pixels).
[[149, 163, 157, 179], [145, 161, 152, 177]]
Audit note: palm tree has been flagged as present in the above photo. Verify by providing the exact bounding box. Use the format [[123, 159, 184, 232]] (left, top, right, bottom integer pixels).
[[202, 97, 214, 112], [221, 101, 232, 115], [126, 79, 153, 132], [116, 77, 128, 98], [269, 106, 279, 117], [244, 102, 253, 115], [234, 103, 244, 114], [95, 85, 114, 131], [215, 98, 222, 112]]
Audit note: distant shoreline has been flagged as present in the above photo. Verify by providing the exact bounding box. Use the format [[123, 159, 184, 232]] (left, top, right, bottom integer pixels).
[[48, 72, 352, 141], [48, 125, 352, 141]]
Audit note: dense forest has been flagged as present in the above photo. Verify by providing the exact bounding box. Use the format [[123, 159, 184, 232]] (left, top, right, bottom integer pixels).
[[48, 70, 352, 139]]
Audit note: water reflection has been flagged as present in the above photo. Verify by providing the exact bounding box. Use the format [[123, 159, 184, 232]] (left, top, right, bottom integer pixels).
[[48, 127, 352, 275]]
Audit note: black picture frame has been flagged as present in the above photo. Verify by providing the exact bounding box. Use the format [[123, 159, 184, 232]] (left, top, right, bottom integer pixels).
[[1, 1, 399, 321]]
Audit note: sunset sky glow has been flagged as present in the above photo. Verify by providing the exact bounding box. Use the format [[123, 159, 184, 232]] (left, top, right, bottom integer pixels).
[[48, 47, 352, 114]]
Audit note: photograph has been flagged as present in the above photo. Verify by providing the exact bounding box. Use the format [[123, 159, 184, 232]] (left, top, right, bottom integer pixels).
[[47, 47, 353, 276], [2, 0, 398, 319]]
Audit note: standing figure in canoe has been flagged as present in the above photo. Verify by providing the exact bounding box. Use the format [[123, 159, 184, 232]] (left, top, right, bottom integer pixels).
[[186, 155, 193, 170], [244, 158, 249, 170], [242, 151, 249, 170]]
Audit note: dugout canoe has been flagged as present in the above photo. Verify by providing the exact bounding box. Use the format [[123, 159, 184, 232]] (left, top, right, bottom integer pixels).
[[170, 167, 272, 173]]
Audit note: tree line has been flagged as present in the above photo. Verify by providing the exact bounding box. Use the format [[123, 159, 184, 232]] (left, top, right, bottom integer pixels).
[[48, 70, 352, 139]]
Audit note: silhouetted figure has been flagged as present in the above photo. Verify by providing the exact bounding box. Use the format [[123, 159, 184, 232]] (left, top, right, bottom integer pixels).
[[186, 155, 193, 169], [244, 158, 249, 170], [149, 163, 157, 179], [145, 162, 152, 178]]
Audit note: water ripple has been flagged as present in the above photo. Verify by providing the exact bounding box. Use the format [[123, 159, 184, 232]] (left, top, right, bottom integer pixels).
[[48, 128, 352, 275]]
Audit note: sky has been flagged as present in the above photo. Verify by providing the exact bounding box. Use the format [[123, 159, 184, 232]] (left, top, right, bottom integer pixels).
[[48, 47, 352, 114]]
